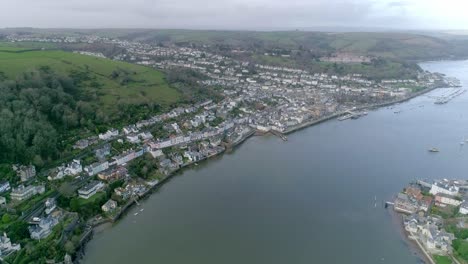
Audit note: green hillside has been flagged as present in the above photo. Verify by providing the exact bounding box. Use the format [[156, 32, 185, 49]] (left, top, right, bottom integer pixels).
[[101, 29, 468, 61], [0, 47, 180, 112], [0, 45, 180, 166]]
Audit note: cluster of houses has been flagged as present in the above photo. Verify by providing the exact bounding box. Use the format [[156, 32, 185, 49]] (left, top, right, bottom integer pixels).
[[126, 41, 446, 134], [48, 160, 83, 180], [395, 179, 468, 255], [404, 215, 454, 254]]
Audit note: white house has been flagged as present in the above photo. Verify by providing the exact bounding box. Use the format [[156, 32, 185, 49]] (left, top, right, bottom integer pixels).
[[99, 129, 119, 140], [0, 181, 10, 193], [459, 201, 468, 215], [435, 193, 462, 207], [10, 185, 45, 201], [85, 161, 109, 176], [78, 181, 105, 199], [101, 199, 118, 212], [45, 198, 57, 215], [49, 160, 82, 180], [430, 182, 459, 196]]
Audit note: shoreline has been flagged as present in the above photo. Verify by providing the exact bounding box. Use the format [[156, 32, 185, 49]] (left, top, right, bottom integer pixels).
[[75, 85, 443, 263], [283, 85, 440, 135], [389, 209, 435, 264]]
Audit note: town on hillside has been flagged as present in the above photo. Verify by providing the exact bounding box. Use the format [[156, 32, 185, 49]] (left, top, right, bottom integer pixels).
[[0, 33, 462, 263]]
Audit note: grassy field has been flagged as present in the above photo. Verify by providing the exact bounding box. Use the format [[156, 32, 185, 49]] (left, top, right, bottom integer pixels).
[[0, 41, 58, 51], [77, 191, 106, 205], [434, 255, 453, 264], [0, 46, 180, 114], [253, 54, 298, 67]]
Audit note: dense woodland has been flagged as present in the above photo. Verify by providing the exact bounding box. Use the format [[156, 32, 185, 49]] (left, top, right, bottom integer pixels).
[[0, 67, 117, 167], [0, 67, 75, 166]]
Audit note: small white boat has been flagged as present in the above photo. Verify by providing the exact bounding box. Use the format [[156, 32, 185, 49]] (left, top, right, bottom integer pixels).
[[134, 212, 139, 216], [429, 148, 439, 153], [140, 208, 144, 212]]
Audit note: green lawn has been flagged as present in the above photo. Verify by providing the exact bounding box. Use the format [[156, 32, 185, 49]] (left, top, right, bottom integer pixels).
[[434, 255, 453, 264], [0, 47, 181, 115], [77, 191, 106, 205], [253, 54, 298, 67]]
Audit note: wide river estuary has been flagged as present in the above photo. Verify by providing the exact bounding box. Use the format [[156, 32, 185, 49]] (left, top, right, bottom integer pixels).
[[83, 60, 468, 264]]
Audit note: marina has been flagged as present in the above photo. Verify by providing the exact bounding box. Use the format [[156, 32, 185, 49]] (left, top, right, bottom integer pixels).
[[433, 88, 466, 104], [337, 111, 368, 121]]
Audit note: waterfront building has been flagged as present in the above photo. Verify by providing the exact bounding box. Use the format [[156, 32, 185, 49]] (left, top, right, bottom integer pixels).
[[78, 181, 105, 199], [114, 187, 131, 200], [393, 193, 418, 214], [419, 196, 433, 212], [101, 199, 118, 212], [403, 215, 453, 254], [434, 193, 462, 207], [405, 186, 423, 200], [430, 181, 459, 196], [419, 223, 454, 254]]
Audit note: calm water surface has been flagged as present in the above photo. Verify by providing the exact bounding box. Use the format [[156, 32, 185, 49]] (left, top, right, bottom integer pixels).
[[83, 60, 468, 264]]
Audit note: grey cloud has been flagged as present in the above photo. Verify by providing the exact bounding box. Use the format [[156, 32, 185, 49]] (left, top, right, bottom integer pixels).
[[0, 0, 466, 30], [387, 1, 408, 7]]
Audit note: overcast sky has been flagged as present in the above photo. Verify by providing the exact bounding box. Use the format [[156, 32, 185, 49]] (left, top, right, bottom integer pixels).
[[1, 0, 468, 30]]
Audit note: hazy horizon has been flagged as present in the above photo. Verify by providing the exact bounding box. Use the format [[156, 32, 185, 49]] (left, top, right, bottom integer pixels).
[[2, 0, 468, 31]]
